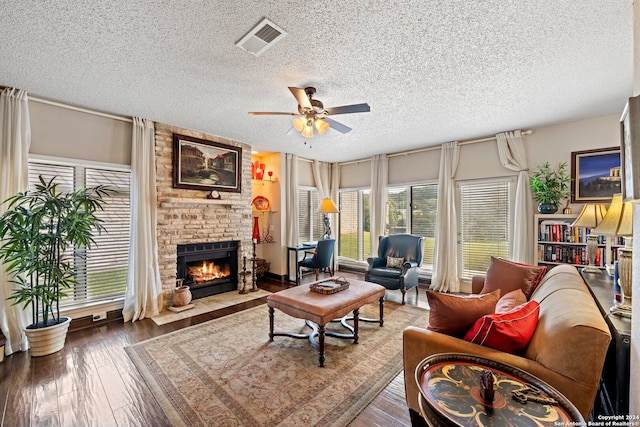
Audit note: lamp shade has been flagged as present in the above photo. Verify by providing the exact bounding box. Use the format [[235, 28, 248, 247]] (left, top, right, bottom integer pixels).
[[301, 120, 314, 138], [293, 117, 306, 132], [571, 203, 607, 228], [315, 118, 330, 135], [593, 193, 634, 237], [318, 197, 339, 213]]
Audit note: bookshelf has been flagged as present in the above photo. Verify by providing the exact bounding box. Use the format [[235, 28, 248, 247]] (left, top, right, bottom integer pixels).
[[534, 214, 624, 270]]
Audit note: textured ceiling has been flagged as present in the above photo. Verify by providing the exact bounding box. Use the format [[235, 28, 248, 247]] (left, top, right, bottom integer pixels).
[[0, 1, 633, 162]]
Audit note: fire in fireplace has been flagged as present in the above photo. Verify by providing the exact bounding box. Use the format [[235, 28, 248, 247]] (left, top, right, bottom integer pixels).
[[176, 241, 238, 299]]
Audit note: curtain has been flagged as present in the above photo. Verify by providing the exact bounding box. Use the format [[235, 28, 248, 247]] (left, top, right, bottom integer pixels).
[[370, 154, 388, 256], [431, 142, 460, 292], [497, 131, 532, 263], [123, 118, 161, 322], [312, 160, 339, 265], [0, 88, 31, 355], [330, 163, 340, 271], [285, 154, 299, 247]]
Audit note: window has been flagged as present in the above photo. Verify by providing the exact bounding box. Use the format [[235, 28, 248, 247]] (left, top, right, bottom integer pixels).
[[384, 184, 439, 271], [458, 178, 512, 280], [298, 188, 324, 243], [29, 159, 131, 307], [338, 189, 370, 261]]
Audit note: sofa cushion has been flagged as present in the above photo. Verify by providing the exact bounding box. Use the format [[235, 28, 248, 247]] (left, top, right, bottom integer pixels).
[[463, 301, 540, 353], [386, 256, 404, 268], [495, 289, 527, 314], [426, 290, 500, 337], [481, 257, 547, 299]]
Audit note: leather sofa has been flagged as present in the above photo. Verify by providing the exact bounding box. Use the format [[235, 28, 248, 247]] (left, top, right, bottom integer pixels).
[[403, 264, 611, 422]]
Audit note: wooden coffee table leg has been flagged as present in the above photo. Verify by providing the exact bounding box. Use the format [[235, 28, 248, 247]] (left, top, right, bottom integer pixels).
[[378, 296, 384, 327], [269, 306, 274, 341], [353, 308, 360, 344], [318, 324, 326, 367]]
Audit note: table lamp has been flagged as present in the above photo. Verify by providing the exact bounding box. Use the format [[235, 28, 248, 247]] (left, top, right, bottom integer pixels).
[[318, 197, 339, 239], [571, 203, 607, 273], [594, 193, 634, 318]]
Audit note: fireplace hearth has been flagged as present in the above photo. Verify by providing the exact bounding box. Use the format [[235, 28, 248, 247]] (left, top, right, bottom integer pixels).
[[176, 241, 238, 299]]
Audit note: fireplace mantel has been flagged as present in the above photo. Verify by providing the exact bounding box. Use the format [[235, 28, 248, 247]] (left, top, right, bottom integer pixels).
[[160, 197, 246, 208]]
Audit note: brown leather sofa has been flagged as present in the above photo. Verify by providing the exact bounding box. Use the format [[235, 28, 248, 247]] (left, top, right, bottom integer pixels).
[[403, 264, 611, 423]]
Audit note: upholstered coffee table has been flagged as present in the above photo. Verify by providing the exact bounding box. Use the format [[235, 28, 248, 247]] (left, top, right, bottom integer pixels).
[[267, 279, 386, 367]]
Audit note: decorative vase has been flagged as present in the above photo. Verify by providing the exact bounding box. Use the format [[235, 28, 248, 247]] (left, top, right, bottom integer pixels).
[[252, 216, 261, 243], [173, 285, 192, 307], [25, 317, 71, 357], [537, 203, 558, 214]]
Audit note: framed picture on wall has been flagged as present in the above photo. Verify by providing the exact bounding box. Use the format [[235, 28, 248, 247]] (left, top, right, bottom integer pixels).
[[620, 95, 640, 201], [172, 134, 242, 193], [570, 146, 621, 203]]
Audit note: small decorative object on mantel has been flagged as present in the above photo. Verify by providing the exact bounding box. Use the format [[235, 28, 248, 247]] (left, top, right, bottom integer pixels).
[[310, 277, 350, 294], [530, 162, 571, 214], [207, 190, 221, 200]]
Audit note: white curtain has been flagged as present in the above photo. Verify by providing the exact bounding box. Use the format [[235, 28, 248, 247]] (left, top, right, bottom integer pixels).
[[123, 118, 161, 322], [285, 154, 299, 247], [370, 154, 388, 256], [0, 88, 31, 355], [311, 160, 340, 267], [497, 131, 532, 263], [431, 142, 460, 292], [330, 164, 340, 270]]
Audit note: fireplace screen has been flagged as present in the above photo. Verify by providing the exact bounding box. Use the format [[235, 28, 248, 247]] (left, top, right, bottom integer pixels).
[[187, 260, 231, 284]]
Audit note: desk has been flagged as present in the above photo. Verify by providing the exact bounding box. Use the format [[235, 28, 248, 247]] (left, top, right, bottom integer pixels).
[[416, 353, 583, 426], [580, 269, 631, 416], [286, 243, 316, 283]]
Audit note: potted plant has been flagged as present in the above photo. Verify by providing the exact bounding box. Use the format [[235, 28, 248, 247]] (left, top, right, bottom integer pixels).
[[0, 176, 109, 357], [530, 161, 572, 213]]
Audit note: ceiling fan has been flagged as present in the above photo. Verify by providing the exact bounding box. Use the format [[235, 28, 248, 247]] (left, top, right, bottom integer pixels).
[[249, 87, 370, 138]]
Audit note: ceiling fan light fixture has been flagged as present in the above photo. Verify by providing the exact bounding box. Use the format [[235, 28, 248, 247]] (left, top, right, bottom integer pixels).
[[302, 121, 314, 138], [315, 118, 330, 135], [293, 116, 306, 132]]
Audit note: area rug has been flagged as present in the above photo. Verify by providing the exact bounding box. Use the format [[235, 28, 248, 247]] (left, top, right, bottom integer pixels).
[[126, 300, 428, 426], [152, 289, 271, 325]]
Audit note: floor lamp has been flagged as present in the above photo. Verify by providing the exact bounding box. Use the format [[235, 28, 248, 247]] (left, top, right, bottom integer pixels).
[[571, 203, 607, 273], [594, 194, 634, 318], [318, 197, 339, 239]]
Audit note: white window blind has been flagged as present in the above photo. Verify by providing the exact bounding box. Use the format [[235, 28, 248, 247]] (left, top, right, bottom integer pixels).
[[387, 187, 408, 234], [337, 189, 371, 261], [411, 184, 438, 270], [297, 188, 323, 243], [28, 161, 130, 307], [458, 179, 511, 280]]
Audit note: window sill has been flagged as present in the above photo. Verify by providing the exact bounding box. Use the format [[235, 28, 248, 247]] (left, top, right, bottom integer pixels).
[[61, 298, 125, 320]]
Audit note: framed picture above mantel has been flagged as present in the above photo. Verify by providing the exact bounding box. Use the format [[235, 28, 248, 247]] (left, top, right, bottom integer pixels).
[[570, 146, 621, 203], [172, 134, 242, 193]]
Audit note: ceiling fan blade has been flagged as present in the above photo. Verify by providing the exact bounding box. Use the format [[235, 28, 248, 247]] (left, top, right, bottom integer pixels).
[[248, 111, 299, 116], [288, 87, 312, 110], [325, 118, 352, 134], [324, 103, 370, 115]]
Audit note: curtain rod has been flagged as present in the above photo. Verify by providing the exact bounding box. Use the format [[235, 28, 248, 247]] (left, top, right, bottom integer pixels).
[[338, 129, 533, 166], [29, 96, 133, 123]]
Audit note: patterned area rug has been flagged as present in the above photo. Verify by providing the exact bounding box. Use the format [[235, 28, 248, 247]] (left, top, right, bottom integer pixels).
[[126, 300, 428, 426]]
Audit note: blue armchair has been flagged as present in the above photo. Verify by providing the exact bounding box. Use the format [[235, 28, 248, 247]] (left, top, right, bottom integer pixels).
[[365, 234, 425, 304], [297, 239, 335, 283]]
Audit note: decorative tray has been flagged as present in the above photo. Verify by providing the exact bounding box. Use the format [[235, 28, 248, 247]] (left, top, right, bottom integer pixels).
[[309, 277, 350, 294], [252, 195, 270, 210]]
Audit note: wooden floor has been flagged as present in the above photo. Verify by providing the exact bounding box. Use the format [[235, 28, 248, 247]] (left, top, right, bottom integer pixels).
[[0, 270, 429, 426]]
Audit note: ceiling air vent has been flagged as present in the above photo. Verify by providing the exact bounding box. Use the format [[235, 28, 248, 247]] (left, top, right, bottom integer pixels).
[[236, 18, 287, 56]]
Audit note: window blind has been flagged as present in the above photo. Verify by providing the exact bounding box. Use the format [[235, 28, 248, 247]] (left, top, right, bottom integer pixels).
[[411, 184, 438, 270], [458, 179, 511, 280], [28, 161, 131, 307]]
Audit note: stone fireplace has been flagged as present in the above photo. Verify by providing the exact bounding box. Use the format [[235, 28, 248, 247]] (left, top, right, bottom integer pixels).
[[154, 123, 253, 308], [176, 240, 238, 299]]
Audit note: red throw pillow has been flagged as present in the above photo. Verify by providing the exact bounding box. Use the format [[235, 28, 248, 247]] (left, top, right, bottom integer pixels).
[[426, 290, 500, 337], [481, 257, 547, 299], [495, 289, 527, 314], [463, 301, 540, 353]]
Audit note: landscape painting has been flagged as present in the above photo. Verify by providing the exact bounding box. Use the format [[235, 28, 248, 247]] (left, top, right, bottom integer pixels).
[[571, 147, 621, 202], [172, 134, 242, 193]]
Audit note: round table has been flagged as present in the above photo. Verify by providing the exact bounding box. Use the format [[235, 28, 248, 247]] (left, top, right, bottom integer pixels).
[[415, 353, 584, 427]]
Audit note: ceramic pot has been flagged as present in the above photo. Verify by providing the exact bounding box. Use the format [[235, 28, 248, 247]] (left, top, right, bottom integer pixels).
[[173, 285, 192, 307], [537, 203, 558, 214], [25, 317, 71, 357]]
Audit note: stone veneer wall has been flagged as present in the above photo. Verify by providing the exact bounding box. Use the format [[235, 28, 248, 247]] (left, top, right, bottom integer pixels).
[[154, 123, 253, 308]]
